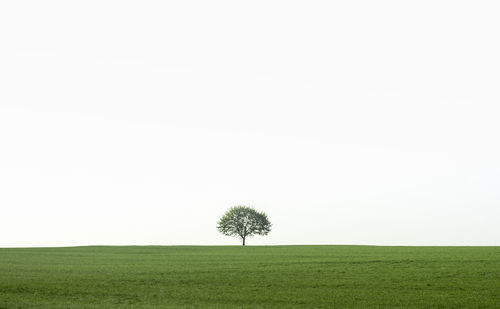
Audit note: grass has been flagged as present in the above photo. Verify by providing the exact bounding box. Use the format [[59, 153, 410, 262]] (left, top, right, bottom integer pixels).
[[0, 245, 499, 308]]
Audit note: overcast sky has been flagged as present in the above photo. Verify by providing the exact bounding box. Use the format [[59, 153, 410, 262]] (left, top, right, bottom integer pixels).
[[1, 1, 499, 247]]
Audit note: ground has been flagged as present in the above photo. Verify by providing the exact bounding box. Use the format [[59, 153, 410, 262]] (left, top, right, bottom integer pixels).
[[0, 245, 499, 308]]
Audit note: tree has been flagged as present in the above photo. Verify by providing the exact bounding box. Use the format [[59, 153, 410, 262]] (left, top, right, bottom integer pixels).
[[217, 206, 272, 246]]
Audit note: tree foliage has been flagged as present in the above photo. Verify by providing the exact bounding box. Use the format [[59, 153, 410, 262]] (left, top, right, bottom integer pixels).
[[217, 206, 271, 246]]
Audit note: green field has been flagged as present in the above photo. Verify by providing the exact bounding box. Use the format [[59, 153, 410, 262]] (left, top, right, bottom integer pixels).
[[0, 246, 499, 308]]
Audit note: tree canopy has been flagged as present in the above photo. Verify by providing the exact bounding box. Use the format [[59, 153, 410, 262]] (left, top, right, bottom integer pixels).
[[217, 206, 271, 246]]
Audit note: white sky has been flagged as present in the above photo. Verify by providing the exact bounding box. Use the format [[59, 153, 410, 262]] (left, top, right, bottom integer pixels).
[[1, 1, 499, 247]]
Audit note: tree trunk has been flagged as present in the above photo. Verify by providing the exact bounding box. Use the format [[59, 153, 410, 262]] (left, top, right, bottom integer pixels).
[[242, 236, 246, 246]]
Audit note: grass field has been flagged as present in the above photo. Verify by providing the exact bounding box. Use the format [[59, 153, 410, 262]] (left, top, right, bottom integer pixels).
[[0, 246, 499, 308]]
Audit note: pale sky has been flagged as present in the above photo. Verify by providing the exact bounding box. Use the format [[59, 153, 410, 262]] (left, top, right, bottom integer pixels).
[[1, 1, 499, 247]]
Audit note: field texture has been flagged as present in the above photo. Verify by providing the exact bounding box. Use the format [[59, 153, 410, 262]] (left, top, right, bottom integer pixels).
[[0, 246, 499, 308]]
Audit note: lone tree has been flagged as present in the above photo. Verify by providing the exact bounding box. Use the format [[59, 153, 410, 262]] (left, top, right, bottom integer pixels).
[[217, 206, 271, 246]]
